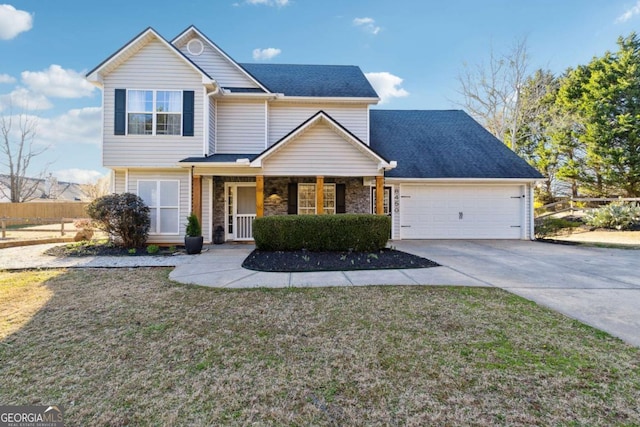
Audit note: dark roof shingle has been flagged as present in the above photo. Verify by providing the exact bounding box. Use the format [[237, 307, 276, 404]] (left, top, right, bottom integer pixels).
[[369, 110, 544, 179], [238, 63, 378, 98]]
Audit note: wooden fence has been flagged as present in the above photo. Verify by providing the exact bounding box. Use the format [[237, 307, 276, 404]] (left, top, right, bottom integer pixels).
[[0, 202, 89, 226], [0, 217, 83, 239], [536, 197, 640, 218]]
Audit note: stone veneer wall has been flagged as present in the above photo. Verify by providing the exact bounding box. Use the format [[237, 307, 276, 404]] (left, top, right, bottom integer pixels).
[[213, 176, 373, 237]]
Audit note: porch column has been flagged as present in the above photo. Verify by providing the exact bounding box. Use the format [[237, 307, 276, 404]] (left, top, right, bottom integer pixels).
[[316, 176, 324, 214], [256, 175, 264, 217], [192, 175, 202, 225], [376, 175, 384, 215]]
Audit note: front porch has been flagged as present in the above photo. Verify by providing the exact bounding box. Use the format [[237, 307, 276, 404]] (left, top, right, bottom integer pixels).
[[193, 175, 387, 243]]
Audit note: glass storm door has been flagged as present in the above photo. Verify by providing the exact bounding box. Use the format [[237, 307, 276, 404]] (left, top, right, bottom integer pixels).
[[226, 184, 257, 241]]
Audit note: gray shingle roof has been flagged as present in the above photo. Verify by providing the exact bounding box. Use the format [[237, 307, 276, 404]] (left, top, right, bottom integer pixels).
[[238, 63, 378, 98], [369, 110, 544, 179]]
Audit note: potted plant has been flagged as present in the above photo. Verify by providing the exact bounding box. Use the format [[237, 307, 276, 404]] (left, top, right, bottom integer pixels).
[[185, 213, 203, 255]]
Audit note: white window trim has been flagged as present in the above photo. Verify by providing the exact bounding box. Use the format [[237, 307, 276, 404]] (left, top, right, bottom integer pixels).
[[297, 183, 336, 215], [137, 179, 181, 235], [126, 89, 183, 136]]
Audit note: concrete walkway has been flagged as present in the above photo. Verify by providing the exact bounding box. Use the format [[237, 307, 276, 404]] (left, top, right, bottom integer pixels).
[[1, 240, 639, 348], [167, 245, 486, 288]]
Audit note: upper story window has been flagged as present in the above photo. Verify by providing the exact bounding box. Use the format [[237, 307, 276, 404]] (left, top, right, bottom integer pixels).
[[127, 90, 182, 136]]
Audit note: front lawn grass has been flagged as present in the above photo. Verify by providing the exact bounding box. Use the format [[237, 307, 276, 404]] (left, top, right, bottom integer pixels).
[[1, 268, 639, 425]]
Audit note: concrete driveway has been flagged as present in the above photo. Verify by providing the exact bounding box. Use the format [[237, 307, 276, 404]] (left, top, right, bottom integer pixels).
[[394, 240, 640, 348]]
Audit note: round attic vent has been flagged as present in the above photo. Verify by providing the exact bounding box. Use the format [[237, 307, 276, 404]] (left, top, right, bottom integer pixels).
[[187, 39, 204, 56]]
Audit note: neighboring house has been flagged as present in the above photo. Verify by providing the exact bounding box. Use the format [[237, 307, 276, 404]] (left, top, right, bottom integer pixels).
[[86, 26, 542, 245], [0, 174, 86, 203]]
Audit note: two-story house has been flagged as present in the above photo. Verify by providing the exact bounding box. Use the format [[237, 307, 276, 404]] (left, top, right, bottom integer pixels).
[[87, 26, 542, 245]]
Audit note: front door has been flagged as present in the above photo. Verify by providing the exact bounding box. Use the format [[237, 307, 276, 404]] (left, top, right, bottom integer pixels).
[[225, 184, 257, 241]]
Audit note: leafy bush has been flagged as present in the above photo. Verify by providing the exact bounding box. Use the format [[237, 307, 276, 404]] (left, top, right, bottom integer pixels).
[[146, 244, 160, 254], [185, 213, 202, 237], [253, 214, 390, 252], [583, 202, 640, 230], [87, 193, 150, 248], [535, 217, 581, 238]]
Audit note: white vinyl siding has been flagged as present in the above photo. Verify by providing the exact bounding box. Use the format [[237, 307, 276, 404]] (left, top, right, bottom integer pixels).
[[216, 100, 266, 154], [192, 166, 256, 176], [179, 37, 259, 88], [261, 123, 380, 176], [269, 103, 369, 146], [392, 186, 401, 240], [126, 169, 191, 244], [525, 183, 533, 239], [114, 170, 126, 193], [209, 98, 216, 154], [102, 38, 204, 167]]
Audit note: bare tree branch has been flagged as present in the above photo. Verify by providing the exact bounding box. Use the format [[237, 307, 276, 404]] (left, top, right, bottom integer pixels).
[[454, 37, 530, 149], [0, 99, 51, 202]]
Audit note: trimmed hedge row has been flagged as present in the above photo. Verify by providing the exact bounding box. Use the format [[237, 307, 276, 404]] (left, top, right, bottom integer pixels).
[[253, 214, 391, 252]]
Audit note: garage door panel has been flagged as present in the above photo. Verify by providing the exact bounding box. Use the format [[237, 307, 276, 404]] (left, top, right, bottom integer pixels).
[[400, 185, 523, 239]]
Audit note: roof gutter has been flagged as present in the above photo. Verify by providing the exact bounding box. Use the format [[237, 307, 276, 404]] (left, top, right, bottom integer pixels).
[[384, 177, 542, 183], [214, 89, 281, 100], [272, 96, 380, 104], [178, 158, 252, 168]]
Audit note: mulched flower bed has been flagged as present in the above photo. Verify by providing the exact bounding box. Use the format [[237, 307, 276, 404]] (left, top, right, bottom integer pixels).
[[44, 241, 179, 257], [242, 248, 440, 272]]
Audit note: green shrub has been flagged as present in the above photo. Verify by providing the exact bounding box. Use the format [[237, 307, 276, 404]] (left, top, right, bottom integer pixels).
[[535, 217, 581, 238], [584, 202, 640, 230], [146, 244, 160, 254], [87, 193, 150, 248], [185, 213, 202, 237], [253, 214, 390, 252]]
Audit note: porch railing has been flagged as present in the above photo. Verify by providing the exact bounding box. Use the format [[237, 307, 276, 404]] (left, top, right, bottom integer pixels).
[[235, 214, 256, 240]]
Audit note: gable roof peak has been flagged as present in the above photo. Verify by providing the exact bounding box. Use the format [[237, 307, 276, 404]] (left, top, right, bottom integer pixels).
[[86, 26, 214, 85], [171, 25, 271, 93]]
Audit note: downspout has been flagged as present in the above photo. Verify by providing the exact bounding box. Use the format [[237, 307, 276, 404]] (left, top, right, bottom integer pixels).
[[190, 166, 194, 215]]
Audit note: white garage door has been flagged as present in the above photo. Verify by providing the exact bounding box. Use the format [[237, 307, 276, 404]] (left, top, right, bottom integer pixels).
[[400, 185, 524, 239]]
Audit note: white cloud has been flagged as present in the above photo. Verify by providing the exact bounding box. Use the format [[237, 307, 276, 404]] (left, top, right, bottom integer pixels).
[[0, 4, 33, 40], [252, 47, 282, 61], [616, 1, 640, 23], [0, 87, 53, 112], [36, 107, 102, 147], [53, 168, 104, 184], [0, 73, 16, 84], [353, 17, 381, 35], [245, 0, 289, 6], [365, 72, 409, 104], [21, 65, 96, 99]]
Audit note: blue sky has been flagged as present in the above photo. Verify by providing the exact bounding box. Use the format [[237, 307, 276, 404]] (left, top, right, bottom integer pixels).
[[1, 0, 639, 184]]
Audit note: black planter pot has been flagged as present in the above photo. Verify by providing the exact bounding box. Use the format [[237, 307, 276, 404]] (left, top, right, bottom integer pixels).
[[185, 236, 204, 255]]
